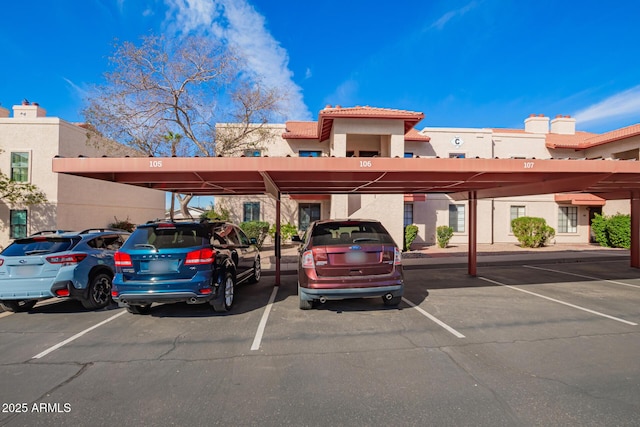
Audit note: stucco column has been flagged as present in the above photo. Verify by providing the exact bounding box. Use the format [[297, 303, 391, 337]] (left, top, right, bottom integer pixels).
[[631, 191, 640, 269], [331, 132, 347, 157]]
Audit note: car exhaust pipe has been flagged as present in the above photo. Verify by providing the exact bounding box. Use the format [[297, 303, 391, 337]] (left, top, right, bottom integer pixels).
[[120, 299, 127, 305], [319, 296, 327, 304], [384, 293, 394, 301], [189, 297, 198, 304]]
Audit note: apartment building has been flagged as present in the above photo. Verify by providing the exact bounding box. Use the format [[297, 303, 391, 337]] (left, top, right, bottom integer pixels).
[[216, 106, 640, 248], [0, 102, 166, 249]]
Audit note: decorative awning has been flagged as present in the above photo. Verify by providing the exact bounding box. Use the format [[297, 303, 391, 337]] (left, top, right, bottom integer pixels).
[[555, 193, 606, 206]]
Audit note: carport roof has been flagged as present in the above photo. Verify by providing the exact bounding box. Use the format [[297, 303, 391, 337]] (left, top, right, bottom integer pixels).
[[52, 156, 640, 200]]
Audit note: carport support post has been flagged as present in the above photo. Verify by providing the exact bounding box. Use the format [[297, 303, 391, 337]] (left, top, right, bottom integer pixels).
[[468, 191, 478, 277], [275, 192, 281, 286], [631, 190, 640, 269]]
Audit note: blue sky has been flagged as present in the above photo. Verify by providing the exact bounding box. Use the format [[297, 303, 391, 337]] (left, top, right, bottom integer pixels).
[[2, 0, 640, 135]]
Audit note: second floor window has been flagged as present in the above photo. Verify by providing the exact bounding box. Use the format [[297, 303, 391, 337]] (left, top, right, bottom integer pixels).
[[243, 202, 260, 222], [11, 152, 29, 182], [299, 150, 322, 157]]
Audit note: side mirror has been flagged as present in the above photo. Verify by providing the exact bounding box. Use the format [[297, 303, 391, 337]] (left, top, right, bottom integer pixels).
[[249, 237, 258, 245], [291, 235, 303, 243]]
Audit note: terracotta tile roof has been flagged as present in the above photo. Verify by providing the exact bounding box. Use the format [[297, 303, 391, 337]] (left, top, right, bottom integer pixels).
[[545, 131, 597, 149], [282, 105, 426, 143], [405, 128, 431, 142], [580, 123, 640, 148], [282, 121, 318, 139], [555, 193, 606, 206]]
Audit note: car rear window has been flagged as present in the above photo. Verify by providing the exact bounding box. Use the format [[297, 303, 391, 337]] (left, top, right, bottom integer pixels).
[[310, 221, 395, 246], [1, 237, 78, 256], [124, 224, 208, 249]]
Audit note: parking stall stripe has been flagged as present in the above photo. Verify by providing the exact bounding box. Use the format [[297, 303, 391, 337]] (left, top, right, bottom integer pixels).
[[32, 310, 128, 359], [0, 311, 12, 319], [524, 265, 640, 289], [251, 286, 279, 351], [479, 277, 638, 326], [402, 297, 466, 338]]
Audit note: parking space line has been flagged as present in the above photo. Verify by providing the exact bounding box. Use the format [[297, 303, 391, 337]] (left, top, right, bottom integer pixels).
[[0, 311, 12, 319], [402, 297, 465, 338], [32, 310, 127, 359], [479, 277, 638, 326], [251, 286, 279, 351], [524, 265, 640, 289]]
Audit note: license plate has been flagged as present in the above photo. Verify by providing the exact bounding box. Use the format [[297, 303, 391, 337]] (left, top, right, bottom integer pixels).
[[13, 265, 40, 277], [346, 252, 367, 264], [148, 260, 171, 273]]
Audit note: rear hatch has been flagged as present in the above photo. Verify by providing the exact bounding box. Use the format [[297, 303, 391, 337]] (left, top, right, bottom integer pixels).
[[312, 244, 397, 277], [117, 224, 211, 282], [0, 236, 79, 280]]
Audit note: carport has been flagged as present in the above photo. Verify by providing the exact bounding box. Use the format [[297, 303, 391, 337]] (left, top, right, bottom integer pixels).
[[53, 156, 640, 282]]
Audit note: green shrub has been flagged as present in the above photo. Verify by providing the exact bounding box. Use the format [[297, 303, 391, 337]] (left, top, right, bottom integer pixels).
[[592, 213, 630, 249], [109, 216, 136, 232], [511, 217, 555, 248], [268, 223, 298, 244], [404, 224, 419, 251], [240, 221, 270, 249], [201, 206, 231, 221], [436, 225, 454, 248]]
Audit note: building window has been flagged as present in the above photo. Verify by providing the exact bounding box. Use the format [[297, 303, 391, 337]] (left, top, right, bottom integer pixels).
[[243, 202, 260, 222], [558, 206, 577, 233], [298, 203, 321, 231], [404, 152, 414, 158], [11, 152, 29, 182], [510, 205, 525, 232], [359, 151, 379, 157], [10, 210, 27, 239], [243, 149, 261, 157], [449, 204, 465, 233], [449, 153, 466, 158], [404, 203, 414, 227], [299, 150, 322, 157]]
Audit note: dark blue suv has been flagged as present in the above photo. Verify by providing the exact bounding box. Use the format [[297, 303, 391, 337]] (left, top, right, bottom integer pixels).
[[112, 220, 260, 314]]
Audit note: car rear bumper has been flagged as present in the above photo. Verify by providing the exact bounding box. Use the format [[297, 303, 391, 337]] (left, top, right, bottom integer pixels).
[[298, 283, 403, 301], [0, 278, 56, 300], [113, 291, 212, 305]]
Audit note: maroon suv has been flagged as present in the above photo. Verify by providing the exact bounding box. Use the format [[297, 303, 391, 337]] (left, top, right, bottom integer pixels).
[[293, 219, 404, 310]]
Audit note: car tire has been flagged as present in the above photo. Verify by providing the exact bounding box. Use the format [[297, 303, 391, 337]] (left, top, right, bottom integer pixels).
[[0, 300, 37, 313], [81, 272, 113, 310], [212, 272, 235, 312], [299, 296, 314, 310], [127, 304, 152, 315], [383, 295, 402, 307], [248, 257, 261, 284]]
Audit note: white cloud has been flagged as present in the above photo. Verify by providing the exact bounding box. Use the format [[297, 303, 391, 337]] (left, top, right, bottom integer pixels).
[[573, 85, 640, 126], [429, 1, 478, 31], [164, 0, 311, 121], [323, 79, 359, 108]]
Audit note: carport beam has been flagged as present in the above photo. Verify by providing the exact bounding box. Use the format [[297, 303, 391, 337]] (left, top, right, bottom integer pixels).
[[468, 191, 477, 277]]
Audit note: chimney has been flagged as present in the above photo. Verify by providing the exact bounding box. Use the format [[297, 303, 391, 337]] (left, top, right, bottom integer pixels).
[[524, 114, 549, 134], [12, 101, 47, 118], [0, 106, 9, 118], [550, 114, 576, 135]]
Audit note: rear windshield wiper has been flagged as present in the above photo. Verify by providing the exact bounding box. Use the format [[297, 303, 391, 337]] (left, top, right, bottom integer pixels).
[[24, 249, 52, 255]]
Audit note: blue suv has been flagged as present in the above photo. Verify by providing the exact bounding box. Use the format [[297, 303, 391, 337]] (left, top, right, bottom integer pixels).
[[112, 220, 260, 314], [0, 229, 130, 312]]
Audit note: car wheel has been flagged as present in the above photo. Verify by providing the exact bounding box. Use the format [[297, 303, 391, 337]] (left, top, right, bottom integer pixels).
[[299, 295, 314, 310], [212, 272, 235, 312], [248, 257, 261, 284], [81, 272, 113, 310], [0, 300, 37, 313], [383, 295, 402, 307], [127, 304, 152, 315]]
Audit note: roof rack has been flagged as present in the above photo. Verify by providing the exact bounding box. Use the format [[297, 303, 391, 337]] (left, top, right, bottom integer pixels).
[[29, 230, 72, 236], [78, 228, 129, 234]]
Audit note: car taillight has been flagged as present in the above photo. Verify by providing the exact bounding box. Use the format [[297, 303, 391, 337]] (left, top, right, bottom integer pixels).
[[46, 253, 88, 265], [394, 247, 402, 265], [55, 289, 70, 297], [185, 248, 215, 265], [382, 248, 402, 265], [301, 250, 315, 269], [114, 252, 133, 267]]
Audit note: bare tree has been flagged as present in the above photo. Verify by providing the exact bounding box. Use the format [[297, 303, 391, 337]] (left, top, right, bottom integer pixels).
[[82, 34, 286, 217]]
